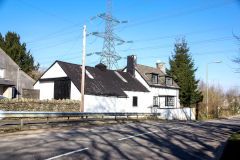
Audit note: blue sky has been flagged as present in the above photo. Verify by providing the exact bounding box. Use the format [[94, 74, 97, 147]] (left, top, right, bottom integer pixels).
[[0, 0, 240, 91]]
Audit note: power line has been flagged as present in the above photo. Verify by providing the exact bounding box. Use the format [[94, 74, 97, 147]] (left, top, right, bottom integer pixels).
[[34, 34, 238, 64], [39, 54, 100, 67], [129, 0, 215, 22], [116, 0, 236, 30], [134, 24, 240, 42], [26, 19, 89, 44], [27, 0, 153, 44], [30, 34, 82, 51], [18, 0, 89, 44], [19, 0, 76, 25], [27, 26, 81, 44], [38, 48, 238, 66], [37, 35, 237, 64], [137, 49, 238, 61], [119, 36, 236, 52], [88, 0, 131, 69], [26, 14, 101, 46], [114, 0, 153, 13]]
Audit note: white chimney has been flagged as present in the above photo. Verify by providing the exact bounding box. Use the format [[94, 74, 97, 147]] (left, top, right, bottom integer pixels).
[[156, 60, 166, 74]]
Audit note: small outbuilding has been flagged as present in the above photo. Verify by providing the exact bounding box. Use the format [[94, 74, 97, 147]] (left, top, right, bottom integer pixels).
[[0, 48, 35, 99]]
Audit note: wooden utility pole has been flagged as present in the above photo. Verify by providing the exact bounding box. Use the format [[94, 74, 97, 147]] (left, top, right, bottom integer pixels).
[[81, 25, 86, 112]]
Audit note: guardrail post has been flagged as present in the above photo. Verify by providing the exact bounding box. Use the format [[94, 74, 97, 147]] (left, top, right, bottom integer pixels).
[[46, 117, 49, 124], [67, 117, 70, 124], [115, 115, 117, 121], [102, 115, 104, 119], [137, 114, 138, 119], [20, 118, 23, 130]]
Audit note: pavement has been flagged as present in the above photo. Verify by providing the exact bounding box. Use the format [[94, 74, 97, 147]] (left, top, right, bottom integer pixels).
[[0, 116, 240, 160]]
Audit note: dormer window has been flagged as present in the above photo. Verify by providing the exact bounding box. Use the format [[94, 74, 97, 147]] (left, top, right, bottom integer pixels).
[[152, 74, 158, 84], [165, 76, 173, 86]]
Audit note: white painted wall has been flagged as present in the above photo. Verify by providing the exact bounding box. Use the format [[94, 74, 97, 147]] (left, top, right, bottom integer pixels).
[[82, 91, 152, 113], [84, 95, 118, 112], [134, 70, 180, 108], [41, 62, 67, 79], [157, 108, 195, 120], [117, 91, 152, 113], [34, 61, 181, 115], [34, 62, 67, 100], [134, 70, 150, 90], [70, 82, 81, 100], [33, 62, 194, 120], [34, 81, 54, 100]]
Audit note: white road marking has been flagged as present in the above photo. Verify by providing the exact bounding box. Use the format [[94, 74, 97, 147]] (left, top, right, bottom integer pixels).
[[45, 148, 88, 160], [118, 127, 185, 141], [118, 130, 159, 141]]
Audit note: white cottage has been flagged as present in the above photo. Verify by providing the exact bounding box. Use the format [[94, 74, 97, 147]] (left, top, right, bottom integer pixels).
[[34, 55, 180, 113], [124, 55, 180, 113]]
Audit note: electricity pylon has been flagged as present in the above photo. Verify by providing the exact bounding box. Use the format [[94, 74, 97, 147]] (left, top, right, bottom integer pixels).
[[89, 0, 130, 69]]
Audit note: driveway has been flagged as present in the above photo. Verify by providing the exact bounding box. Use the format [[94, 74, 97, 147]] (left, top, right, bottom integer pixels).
[[0, 116, 240, 160]]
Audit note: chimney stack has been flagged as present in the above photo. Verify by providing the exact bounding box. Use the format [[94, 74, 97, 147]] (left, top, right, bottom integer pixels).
[[127, 55, 137, 77], [156, 60, 166, 74]]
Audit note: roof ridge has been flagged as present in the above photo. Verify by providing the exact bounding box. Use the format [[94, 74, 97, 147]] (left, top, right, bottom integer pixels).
[[136, 64, 165, 74], [137, 64, 156, 69], [56, 60, 81, 66], [56, 60, 96, 69]]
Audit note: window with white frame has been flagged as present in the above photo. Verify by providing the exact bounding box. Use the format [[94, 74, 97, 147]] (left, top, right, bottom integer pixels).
[[165, 76, 173, 86], [165, 96, 175, 106], [153, 96, 158, 107], [0, 68, 4, 78], [152, 74, 158, 84]]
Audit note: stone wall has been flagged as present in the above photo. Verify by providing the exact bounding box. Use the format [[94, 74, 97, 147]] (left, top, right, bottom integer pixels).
[[0, 99, 81, 112], [22, 89, 40, 99]]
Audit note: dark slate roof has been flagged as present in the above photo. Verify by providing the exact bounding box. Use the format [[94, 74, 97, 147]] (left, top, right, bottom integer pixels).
[[55, 61, 149, 97], [136, 64, 180, 89]]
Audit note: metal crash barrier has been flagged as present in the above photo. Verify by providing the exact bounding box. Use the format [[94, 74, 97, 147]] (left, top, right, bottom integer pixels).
[[0, 111, 160, 129]]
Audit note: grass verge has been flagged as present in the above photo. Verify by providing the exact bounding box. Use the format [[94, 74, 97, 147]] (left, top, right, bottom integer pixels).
[[221, 131, 240, 160]]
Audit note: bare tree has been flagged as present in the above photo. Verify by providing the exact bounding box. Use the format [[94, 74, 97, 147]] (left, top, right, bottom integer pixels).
[[198, 81, 224, 119], [28, 68, 46, 81], [226, 87, 240, 115]]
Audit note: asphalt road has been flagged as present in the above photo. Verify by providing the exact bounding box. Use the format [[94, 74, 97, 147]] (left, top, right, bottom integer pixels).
[[0, 116, 240, 160]]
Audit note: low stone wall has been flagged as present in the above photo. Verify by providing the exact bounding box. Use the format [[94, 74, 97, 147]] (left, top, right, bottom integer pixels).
[[22, 89, 40, 99], [0, 99, 81, 112]]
